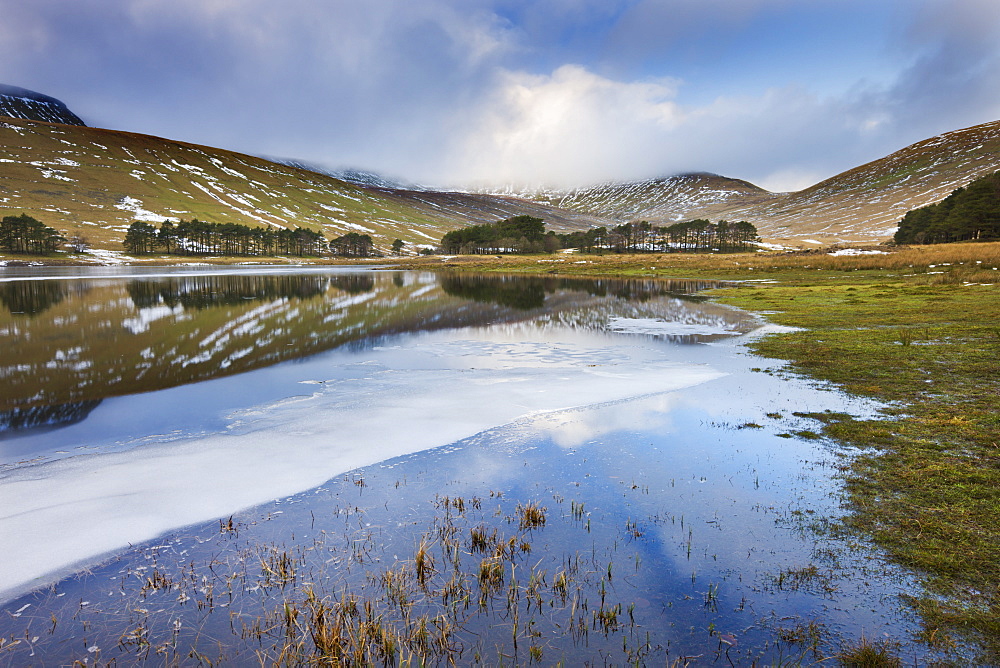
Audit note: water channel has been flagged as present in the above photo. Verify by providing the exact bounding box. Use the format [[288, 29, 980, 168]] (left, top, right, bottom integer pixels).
[[0, 266, 932, 664]]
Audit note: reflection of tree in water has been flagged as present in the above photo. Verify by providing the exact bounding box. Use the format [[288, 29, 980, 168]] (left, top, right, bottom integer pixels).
[[0, 399, 102, 434], [440, 274, 547, 310], [440, 274, 724, 310], [0, 280, 67, 315], [556, 277, 721, 302], [127, 275, 329, 310], [329, 275, 375, 294]]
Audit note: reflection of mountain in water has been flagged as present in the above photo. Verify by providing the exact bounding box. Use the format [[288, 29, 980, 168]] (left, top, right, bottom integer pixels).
[[0, 281, 67, 316], [550, 277, 720, 302], [127, 275, 329, 310], [0, 271, 743, 422], [0, 400, 102, 435]]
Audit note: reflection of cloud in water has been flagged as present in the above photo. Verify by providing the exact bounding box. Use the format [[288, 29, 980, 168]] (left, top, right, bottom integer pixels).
[[527, 394, 683, 449], [0, 328, 724, 603]]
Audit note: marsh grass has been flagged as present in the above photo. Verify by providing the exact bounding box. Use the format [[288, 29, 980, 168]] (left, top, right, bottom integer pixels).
[[419, 242, 1000, 659], [395, 241, 1000, 282], [835, 634, 903, 667], [709, 248, 1000, 661], [0, 467, 909, 666]]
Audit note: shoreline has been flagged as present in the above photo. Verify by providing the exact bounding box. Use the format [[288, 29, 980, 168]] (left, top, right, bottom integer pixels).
[[3, 244, 1000, 658]]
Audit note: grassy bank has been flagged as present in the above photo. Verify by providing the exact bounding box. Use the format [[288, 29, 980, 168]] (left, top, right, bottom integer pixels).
[[420, 242, 1000, 660], [5, 242, 999, 658]]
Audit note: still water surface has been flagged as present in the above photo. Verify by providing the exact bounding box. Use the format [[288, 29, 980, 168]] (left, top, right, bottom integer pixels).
[[0, 266, 931, 663]]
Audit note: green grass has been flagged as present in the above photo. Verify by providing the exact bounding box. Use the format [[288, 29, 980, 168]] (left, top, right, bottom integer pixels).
[[6, 242, 1000, 658], [417, 242, 1000, 660], [709, 261, 1000, 660]]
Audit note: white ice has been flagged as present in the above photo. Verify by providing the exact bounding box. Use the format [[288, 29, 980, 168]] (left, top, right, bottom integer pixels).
[[0, 325, 726, 603], [607, 316, 737, 337]]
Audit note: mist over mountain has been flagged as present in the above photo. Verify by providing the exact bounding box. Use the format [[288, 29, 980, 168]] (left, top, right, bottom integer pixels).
[[269, 160, 422, 191], [3, 83, 1000, 250]]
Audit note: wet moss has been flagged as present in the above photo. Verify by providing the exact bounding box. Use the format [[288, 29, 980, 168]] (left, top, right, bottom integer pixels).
[[425, 242, 1000, 659]]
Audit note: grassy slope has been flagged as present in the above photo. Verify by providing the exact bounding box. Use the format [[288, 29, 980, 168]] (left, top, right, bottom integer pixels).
[[525, 119, 1000, 246], [407, 243, 1000, 660], [0, 118, 604, 253], [6, 114, 1000, 255], [522, 172, 776, 223], [706, 120, 1000, 245]]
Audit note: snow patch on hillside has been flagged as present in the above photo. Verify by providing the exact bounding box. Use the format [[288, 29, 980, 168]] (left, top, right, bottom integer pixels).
[[115, 196, 175, 223]]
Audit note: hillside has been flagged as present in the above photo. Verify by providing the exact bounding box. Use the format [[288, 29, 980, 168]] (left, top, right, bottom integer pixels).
[[499, 173, 776, 224], [3, 83, 1000, 251], [510, 120, 1000, 245], [685, 119, 1000, 244], [0, 85, 86, 127], [0, 118, 606, 254]]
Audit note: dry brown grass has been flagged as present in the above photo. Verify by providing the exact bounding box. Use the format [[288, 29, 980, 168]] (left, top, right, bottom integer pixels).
[[394, 241, 1000, 281]]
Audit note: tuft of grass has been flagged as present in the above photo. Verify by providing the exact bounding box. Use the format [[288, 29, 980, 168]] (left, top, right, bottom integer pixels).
[[414, 539, 436, 589], [516, 501, 546, 530], [835, 634, 902, 667]]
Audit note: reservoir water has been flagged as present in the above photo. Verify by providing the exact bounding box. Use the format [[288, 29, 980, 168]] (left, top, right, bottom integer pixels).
[[0, 266, 931, 664]]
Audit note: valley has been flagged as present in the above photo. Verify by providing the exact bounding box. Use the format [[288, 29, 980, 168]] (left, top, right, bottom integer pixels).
[[2, 83, 1000, 254]]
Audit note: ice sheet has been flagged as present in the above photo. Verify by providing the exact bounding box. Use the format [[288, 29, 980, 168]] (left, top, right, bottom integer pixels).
[[0, 327, 725, 602], [608, 316, 737, 337]]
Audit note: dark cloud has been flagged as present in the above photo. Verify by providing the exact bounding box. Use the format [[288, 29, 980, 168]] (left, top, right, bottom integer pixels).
[[0, 0, 998, 189]]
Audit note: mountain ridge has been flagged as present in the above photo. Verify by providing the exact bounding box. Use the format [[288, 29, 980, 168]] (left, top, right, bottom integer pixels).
[[524, 121, 1000, 245], [3, 81, 1000, 251], [0, 84, 86, 127], [0, 117, 605, 254]]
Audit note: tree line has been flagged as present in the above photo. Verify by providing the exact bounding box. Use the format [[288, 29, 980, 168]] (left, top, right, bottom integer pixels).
[[894, 170, 1000, 244], [558, 219, 759, 253], [439, 215, 561, 254], [120, 219, 412, 258], [0, 214, 65, 255], [441, 216, 758, 255], [123, 219, 329, 256]]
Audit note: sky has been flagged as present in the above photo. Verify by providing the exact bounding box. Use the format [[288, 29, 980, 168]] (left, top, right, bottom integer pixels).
[[2, 0, 1000, 192]]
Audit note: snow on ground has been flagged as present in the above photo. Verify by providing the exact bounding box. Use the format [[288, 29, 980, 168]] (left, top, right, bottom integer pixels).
[[83, 249, 136, 265], [340, 221, 376, 233], [828, 249, 889, 256], [114, 196, 176, 223]]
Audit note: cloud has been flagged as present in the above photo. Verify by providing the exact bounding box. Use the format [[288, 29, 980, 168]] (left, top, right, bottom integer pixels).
[[445, 65, 683, 187], [1, 0, 999, 191], [881, 0, 1000, 133], [441, 65, 899, 190]]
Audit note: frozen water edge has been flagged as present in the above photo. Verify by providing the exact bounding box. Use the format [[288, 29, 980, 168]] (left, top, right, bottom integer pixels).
[[0, 325, 736, 603], [608, 315, 738, 337]]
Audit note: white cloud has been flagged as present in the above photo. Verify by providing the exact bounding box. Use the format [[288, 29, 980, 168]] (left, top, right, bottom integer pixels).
[[448, 65, 684, 187], [438, 66, 885, 189], [2, 0, 1000, 191], [756, 170, 827, 194]]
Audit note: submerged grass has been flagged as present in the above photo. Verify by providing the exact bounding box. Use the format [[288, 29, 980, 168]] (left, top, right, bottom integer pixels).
[[417, 241, 1000, 660], [713, 258, 1000, 659], [5, 241, 999, 662]]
